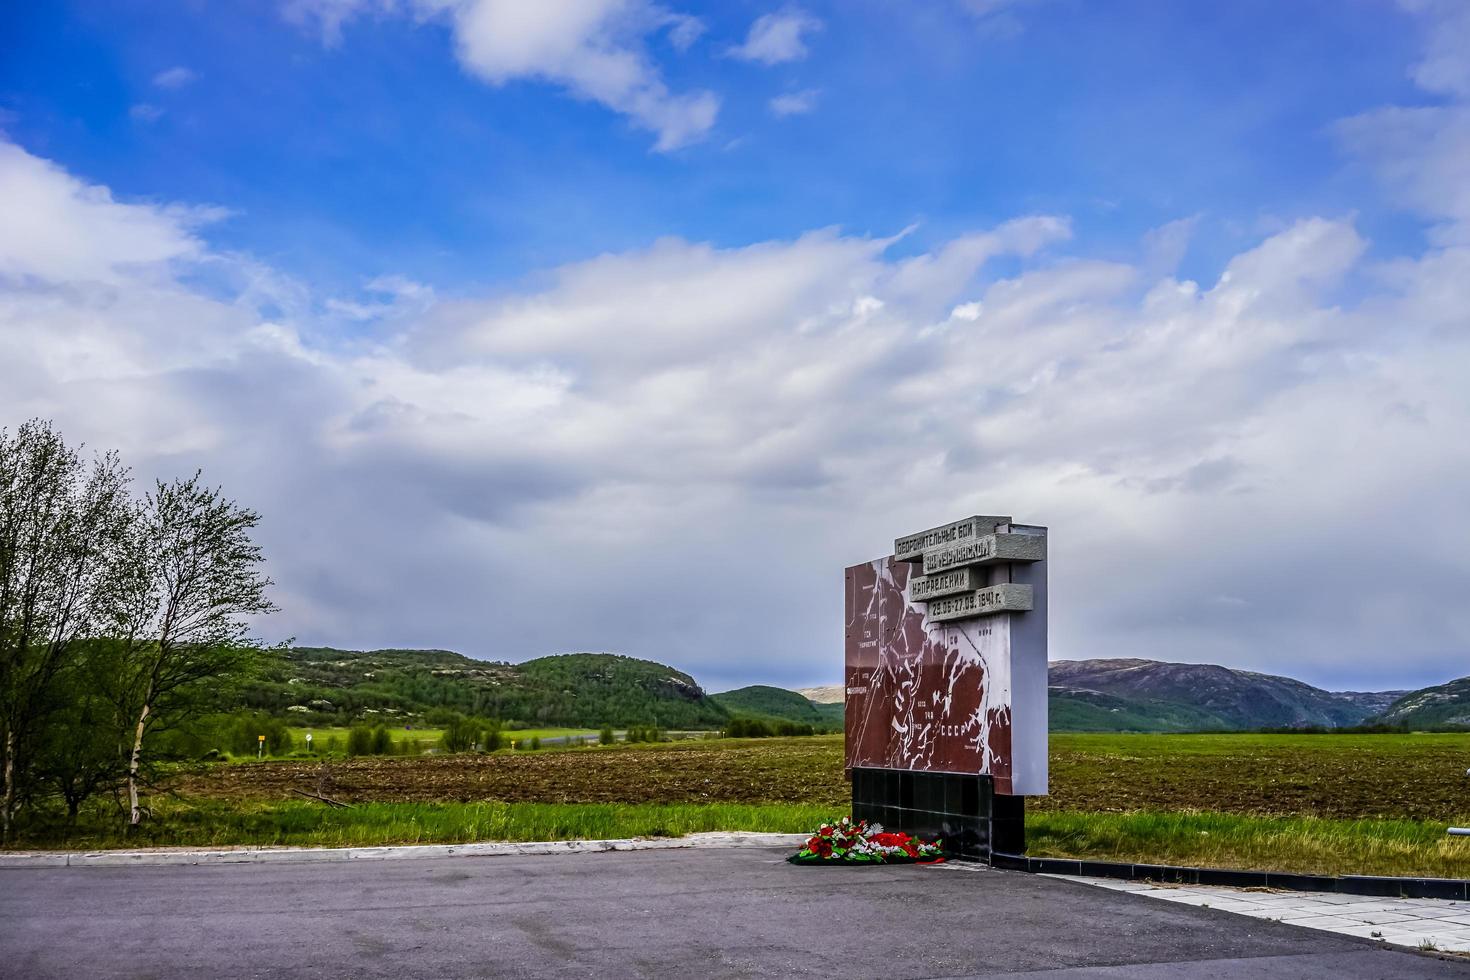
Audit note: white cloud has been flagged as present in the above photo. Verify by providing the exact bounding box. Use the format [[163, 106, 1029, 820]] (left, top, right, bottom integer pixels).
[[959, 0, 1047, 38], [283, 0, 718, 150], [152, 67, 198, 89], [281, 0, 395, 46], [129, 103, 165, 123], [728, 8, 821, 65], [1402, 0, 1470, 98], [3, 138, 1469, 691], [1336, 1, 1470, 246], [0, 142, 213, 285], [769, 89, 819, 117], [1339, 106, 1470, 246]]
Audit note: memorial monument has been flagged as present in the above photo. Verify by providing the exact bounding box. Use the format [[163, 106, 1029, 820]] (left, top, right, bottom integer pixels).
[[844, 515, 1048, 859]]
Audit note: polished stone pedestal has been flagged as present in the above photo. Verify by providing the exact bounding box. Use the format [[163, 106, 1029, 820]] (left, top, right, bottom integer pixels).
[[850, 767, 1024, 859]]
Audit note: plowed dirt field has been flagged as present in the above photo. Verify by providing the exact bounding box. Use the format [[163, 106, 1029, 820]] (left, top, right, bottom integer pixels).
[[173, 732, 1470, 822]]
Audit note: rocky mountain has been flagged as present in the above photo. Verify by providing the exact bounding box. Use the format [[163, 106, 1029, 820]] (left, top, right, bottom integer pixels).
[[797, 685, 844, 704], [1375, 676, 1470, 729], [1049, 659, 1400, 731]]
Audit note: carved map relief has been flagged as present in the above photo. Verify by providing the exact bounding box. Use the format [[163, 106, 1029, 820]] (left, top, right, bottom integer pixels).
[[845, 555, 1016, 793]]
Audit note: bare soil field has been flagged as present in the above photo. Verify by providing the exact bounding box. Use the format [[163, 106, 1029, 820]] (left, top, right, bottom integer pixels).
[[174, 738, 850, 808], [173, 732, 1470, 822]]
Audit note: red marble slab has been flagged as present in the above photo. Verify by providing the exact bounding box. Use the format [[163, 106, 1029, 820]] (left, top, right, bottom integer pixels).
[[844, 555, 1014, 793]]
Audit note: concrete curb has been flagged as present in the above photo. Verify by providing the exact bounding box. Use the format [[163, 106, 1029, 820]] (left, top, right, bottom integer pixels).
[[0, 831, 807, 869]]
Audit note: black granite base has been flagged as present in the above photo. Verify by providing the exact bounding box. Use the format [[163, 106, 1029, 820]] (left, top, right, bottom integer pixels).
[[850, 768, 1024, 860]]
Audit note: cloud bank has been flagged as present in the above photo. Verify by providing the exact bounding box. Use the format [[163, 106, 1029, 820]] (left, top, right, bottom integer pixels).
[[3, 64, 1468, 693], [2, 0, 1467, 693]]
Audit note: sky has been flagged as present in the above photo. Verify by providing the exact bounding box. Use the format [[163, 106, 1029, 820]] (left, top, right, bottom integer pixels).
[[1, 0, 1468, 693]]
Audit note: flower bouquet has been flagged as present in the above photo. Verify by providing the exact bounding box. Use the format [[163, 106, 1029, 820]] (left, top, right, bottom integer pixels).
[[788, 817, 945, 865]]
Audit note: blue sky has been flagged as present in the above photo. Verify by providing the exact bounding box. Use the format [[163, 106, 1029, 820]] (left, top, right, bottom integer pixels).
[[2, 1, 1430, 287], [1, 0, 1468, 692]]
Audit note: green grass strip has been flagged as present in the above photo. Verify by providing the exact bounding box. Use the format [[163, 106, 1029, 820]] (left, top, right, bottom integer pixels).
[[1029, 809, 1470, 879], [18, 801, 834, 851]]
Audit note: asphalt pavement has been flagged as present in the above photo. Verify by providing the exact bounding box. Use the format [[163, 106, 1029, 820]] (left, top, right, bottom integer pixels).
[[2, 846, 1467, 979]]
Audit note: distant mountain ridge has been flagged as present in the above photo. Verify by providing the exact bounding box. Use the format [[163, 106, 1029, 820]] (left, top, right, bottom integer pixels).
[[249, 647, 1460, 734], [1377, 677, 1470, 729], [800, 658, 1428, 733], [1048, 658, 1403, 731]]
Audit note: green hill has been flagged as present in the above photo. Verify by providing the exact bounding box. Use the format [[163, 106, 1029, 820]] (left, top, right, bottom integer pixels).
[[1048, 688, 1233, 733], [712, 685, 843, 729], [240, 648, 730, 729]]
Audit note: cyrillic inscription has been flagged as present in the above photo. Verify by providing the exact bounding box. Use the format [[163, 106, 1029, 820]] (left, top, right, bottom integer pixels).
[[926, 584, 1033, 622], [921, 532, 1046, 575], [908, 567, 982, 601], [894, 515, 1011, 562]]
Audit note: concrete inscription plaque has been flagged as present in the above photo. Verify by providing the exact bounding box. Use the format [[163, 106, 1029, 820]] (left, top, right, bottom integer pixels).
[[920, 532, 1046, 575], [893, 515, 1011, 562], [926, 583, 1033, 622], [907, 567, 980, 601]]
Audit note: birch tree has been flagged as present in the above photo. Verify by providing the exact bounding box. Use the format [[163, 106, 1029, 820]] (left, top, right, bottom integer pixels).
[[0, 421, 130, 842], [109, 474, 277, 828]]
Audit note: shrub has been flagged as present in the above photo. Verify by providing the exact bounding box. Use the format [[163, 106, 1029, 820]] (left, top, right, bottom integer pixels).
[[624, 725, 662, 743], [371, 726, 392, 755], [599, 726, 615, 746], [440, 717, 478, 754], [725, 718, 773, 738], [346, 726, 374, 757]]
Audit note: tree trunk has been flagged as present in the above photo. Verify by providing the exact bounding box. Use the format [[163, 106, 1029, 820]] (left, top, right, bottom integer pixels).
[[2, 725, 15, 844], [127, 702, 149, 828]]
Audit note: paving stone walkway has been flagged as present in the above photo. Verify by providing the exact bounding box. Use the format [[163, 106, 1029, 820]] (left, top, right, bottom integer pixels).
[[1059, 874, 1470, 955]]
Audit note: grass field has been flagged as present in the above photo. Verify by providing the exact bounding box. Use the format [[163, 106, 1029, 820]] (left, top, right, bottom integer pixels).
[[17, 732, 1470, 877], [277, 726, 597, 753], [282, 726, 442, 754]]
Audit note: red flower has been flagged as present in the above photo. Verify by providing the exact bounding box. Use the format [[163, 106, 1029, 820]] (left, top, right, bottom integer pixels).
[[814, 839, 833, 858]]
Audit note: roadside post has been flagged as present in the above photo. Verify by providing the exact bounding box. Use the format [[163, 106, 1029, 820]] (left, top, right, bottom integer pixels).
[[257, 734, 265, 760], [845, 514, 1048, 860], [305, 731, 313, 754]]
